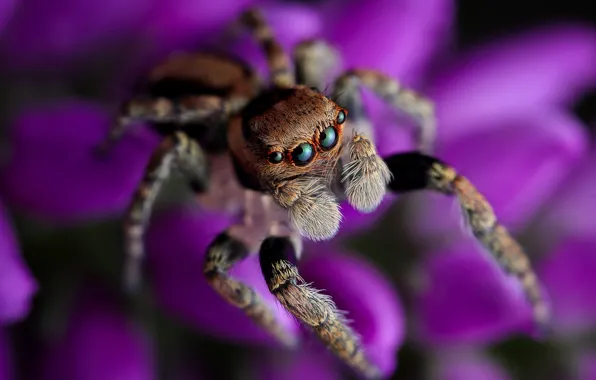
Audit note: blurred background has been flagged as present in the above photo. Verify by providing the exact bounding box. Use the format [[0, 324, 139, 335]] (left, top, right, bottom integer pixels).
[[0, 0, 594, 379]]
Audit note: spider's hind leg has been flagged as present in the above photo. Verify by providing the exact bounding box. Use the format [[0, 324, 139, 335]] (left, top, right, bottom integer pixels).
[[385, 151, 551, 334], [95, 95, 228, 155], [259, 235, 381, 380], [123, 131, 209, 293]]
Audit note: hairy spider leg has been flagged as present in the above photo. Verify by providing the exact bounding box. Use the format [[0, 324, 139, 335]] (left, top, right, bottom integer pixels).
[[240, 8, 294, 88], [385, 152, 551, 335], [203, 190, 299, 348], [123, 132, 208, 293], [293, 39, 341, 91], [333, 69, 436, 154], [259, 236, 381, 380]]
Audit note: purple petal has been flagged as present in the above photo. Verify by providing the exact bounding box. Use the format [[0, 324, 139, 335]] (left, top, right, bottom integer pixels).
[[146, 207, 299, 346], [0, 100, 159, 222], [429, 24, 596, 140], [538, 239, 596, 334], [433, 350, 511, 380], [1, 0, 151, 67], [146, 0, 255, 56], [0, 330, 13, 380], [409, 110, 587, 242], [337, 195, 395, 238], [415, 244, 535, 345], [254, 348, 340, 380], [0, 201, 37, 324], [41, 287, 154, 380], [540, 149, 596, 240], [0, 0, 15, 35], [299, 246, 405, 376], [325, 0, 454, 85]]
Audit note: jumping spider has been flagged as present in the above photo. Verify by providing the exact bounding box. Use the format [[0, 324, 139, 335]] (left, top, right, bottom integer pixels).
[[97, 9, 550, 379]]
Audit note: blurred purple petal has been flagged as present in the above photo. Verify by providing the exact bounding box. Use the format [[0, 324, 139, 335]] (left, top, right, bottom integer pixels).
[[146, 0, 255, 55], [415, 245, 535, 345], [429, 25, 596, 140], [300, 247, 405, 376], [540, 149, 596, 240], [1, 0, 151, 67], [146, 207, 298, 346], [325, 0, 454, 85], [337, 196, 395, 238], [433, 350, 511, 380], [0, 0, 15, 34], [538, 239, 596, 334], [0, 100, 159, 222], [255, 348, 340, 380], [410, 110, 587, 241], [0, 330, 13, 380], [41, 288, 154, 380], [0, 201, 37, 324]]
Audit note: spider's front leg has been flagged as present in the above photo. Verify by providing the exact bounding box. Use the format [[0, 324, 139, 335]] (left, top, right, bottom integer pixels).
[[123, 131, 208, 293], [203, 191, 298, 347], [259, 235, 381, 380], [385, 152, 551, 333], [333, 69, 436, 154]]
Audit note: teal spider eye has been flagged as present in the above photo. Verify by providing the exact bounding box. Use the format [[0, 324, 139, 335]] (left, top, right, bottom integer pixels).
[[292, 143, 314, 164], [320, 127, 338, 149], [337, 110, 346, 124], [268, 151, 283, 164]]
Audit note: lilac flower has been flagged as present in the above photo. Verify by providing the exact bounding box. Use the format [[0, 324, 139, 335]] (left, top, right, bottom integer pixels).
[[146, 207, 405, 377], [40, 287, 155, 380], [579, 352, 596, 380], [0, 201, 37, 324]]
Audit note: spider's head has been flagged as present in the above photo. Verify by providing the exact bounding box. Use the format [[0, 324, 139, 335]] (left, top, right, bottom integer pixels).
[[240, 86, 347, 240]]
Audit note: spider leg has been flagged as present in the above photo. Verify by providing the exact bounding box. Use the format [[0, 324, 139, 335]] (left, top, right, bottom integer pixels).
[[259, 235, 381, 380], [203, 191, 299, 348], [240, 9, 294, 88], [385, 151, 550, 334], [123, 132, 209, 293], [333, 69, 436, 154], [95, 95, 228, 155], [293, 39, 340, 90]]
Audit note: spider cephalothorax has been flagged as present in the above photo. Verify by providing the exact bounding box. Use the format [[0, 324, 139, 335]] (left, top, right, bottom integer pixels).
[[97, 8, 550, 380]]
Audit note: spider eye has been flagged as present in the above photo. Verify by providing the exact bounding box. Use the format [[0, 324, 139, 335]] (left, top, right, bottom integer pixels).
[[292, 143, 314, 165], [320, 127, 338, 149], [268, 151, 283, 164], [337, 110, 346, 124]]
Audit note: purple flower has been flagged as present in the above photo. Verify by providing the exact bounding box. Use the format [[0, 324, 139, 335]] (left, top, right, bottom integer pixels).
[[0, 329, 13, 380], [146, 207, 405, 377], [40, 287, 155, 380], [0, 201, 37, 324], [406, 25, 596, 346], [253, 348, 342, 380], [579, 352, 596, 380], [431, 350, 511, 380]]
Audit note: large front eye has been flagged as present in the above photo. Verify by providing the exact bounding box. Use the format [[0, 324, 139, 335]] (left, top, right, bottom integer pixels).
[[292, 143, 314, 165], [320, 127, 338, 149]]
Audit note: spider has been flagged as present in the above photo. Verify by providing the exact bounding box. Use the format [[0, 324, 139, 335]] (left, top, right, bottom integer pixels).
[[97, 8, 550, 379]]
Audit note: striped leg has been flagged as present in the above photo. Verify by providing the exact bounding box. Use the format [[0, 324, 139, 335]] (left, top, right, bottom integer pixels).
[[260, 236, 381, 379], [385, 152, 550, 334], [123, 132, 208, 293], [240, 8, 294, 88], [333, 69, 436, 154], [96, 95, 228, 155]]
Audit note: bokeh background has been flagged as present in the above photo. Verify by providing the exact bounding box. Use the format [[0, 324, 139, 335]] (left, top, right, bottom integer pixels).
[[0, 0, 595, 379]]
